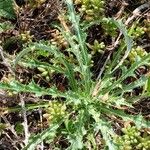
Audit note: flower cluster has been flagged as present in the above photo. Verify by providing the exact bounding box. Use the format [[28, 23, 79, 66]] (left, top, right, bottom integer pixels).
[[114, 125, 150, 150], [51, 29, 68, 49], [74, 0, 105, 20], [128, 46, 147, 63], [43, 101, 66, 123]]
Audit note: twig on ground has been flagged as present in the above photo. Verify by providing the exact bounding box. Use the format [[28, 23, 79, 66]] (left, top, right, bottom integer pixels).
[[1, 116, 19, 138], [5, 132, 20, 150], [125, 2, 150, 25], [1, 115, 24, 148], [115, 0, 128, 19], [39, 109, 44, 150], [0, 46, 15, 76], [19, 94, 30, 146]]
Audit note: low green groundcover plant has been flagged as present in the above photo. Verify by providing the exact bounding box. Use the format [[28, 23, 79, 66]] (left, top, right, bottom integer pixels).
[[114, 125, 150, 150], [0, 0, 150, 149]]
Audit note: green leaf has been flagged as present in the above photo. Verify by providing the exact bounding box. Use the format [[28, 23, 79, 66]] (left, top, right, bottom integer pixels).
[[0, 21, 14, 33], [68, 135, 83, 150], [67, 109, 87, 150], [23, 121, 62, 150], [104, 54, 150, 93], [89, 104, 117, 149], [115, 75, 148, 95], [0, 0, 16, 19], [145, 76, 150, 93], [15, 42, 78, 91], [0, 80, 62, 97], [19, 59, 65, 74], [14, 46, 33, 68], [101, 106, 150, 128], [111, 19, 133, 72], [65, 0, 92, 93], [15, 122, 24, 134], [95, 119, 117, 150], [0, 123, 9, 136]]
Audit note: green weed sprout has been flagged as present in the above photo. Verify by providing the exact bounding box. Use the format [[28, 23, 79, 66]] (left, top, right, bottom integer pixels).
[[87, 40, 105, 55]]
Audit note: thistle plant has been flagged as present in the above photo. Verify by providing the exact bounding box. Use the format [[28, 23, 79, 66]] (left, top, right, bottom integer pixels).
[[0, 0, 150, 150]]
